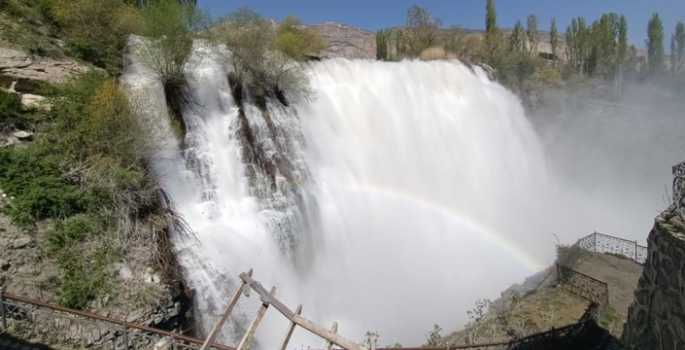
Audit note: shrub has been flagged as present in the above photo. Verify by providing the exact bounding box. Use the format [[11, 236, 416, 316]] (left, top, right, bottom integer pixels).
[[420, 46, 457, 61], [0, 145, 86, 226], [213, 7, 314, 102], [536, 67, 563, 86], [57, 242, 113, 309], [49, 0, 141, 72], [273, 15, 326, 61], [46, 214, 102, 251], [0, 89, 23, 126]]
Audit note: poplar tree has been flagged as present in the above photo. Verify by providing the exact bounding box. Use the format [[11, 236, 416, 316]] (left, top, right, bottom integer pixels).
[[674, 22, 685, 71], [510, 20, 525, 52], [526, 14, 539, 56], [646, 13, 665, 73], [550, 18, 558, 68], [485, 0, 500, 53]]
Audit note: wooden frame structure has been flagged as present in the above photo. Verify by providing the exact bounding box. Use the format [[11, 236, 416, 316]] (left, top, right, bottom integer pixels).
[[200, 269, 368, 350]]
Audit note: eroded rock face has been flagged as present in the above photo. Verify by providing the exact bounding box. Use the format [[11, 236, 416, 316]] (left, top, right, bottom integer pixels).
[[311, 22, 376, 60], [0, 47, 90, 93], [622, 209, 685, 350]]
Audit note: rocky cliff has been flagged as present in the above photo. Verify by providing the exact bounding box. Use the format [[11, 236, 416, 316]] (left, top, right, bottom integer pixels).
[[311, 22, 376, 60], [622, 208, 685, 349]]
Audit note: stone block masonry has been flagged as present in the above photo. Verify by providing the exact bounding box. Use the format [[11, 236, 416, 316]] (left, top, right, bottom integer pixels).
[[622, 208, 685, 350]]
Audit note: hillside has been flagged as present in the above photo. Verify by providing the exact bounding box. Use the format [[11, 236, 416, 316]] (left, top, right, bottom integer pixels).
[[445, 249, 643, 345]]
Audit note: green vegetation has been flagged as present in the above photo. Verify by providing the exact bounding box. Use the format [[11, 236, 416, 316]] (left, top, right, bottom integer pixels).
[[274, 15, 326, 61], [50, 0, 140, 72], [550, 19, 558, 68], [672, 22, 685, 72], [526, 14, 538, 56], [599, 306, 620, 332], [424, 324, 444, 347], [374, 1, 683, 110], [647, 13, 665, 73], [212, 7, 321, 103], [0, 90, 24, 130], [0, 72, 174, 309], [485, 0, 500, 54]]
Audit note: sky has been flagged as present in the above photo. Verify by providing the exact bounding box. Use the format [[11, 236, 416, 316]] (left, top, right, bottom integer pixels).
[[198, 0, 685, 50]]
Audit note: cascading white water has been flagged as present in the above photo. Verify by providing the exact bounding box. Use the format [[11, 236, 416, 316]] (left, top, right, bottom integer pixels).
[[122, 42, 670, 348]]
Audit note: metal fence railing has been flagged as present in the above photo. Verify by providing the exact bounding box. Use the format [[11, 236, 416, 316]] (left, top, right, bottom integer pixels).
[[0, 291, 234, 350], [576, 232, 647, 264], [673, 161, 685, 221]]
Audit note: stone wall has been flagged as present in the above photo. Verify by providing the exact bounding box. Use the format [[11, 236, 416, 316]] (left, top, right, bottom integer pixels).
[[622, 208, 685, 349]]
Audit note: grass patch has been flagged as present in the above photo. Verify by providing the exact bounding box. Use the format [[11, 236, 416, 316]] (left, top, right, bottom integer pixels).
[[599, 306, 620, 331]]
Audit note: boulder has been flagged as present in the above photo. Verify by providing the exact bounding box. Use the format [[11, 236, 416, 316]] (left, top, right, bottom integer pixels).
[[1, 136, 19, 148], [11, 236, 31, 249], [13, 130, 33, 141], [0, 47, 91, 93], [21, 93, 48, 109], [154, 337, 173, 350]]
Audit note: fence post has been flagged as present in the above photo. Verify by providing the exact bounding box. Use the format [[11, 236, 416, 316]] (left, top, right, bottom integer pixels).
[[0, 287, 6, 331], [123, 322, 129, 350], [634, 241, 638, 262], [594, 232, 598, 252]]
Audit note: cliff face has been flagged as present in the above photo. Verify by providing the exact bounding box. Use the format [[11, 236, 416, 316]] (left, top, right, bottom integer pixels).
[[622, 208, 685, 350], [311, 22, 376, 60]]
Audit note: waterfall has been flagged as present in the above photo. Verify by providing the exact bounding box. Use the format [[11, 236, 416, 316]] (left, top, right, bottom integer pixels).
[[121, 41, 658, 347]]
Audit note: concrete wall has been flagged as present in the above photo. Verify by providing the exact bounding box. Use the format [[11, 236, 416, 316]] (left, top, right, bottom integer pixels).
[[622, 208, 685, 350]]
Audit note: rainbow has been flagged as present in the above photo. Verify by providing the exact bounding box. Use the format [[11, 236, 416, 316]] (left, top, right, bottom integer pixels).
[[315, 181, 549, 272]]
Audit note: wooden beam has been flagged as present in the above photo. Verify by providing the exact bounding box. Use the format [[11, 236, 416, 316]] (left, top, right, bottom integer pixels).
[[200, 269, 253, 350], [324, 322, 338, 350], [237, 286, 277, 350], [240, 272, 294, 319], [293, 315, 365, 350], [239, 273, 368, 350], [278, 304, 302, 350]]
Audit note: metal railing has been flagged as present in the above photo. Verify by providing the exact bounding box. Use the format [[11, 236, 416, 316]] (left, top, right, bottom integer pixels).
[[556, 264, 609, 306], [0, 291, 234, 350], [576, 232, 647, 264], [673, 161, 685, 221]]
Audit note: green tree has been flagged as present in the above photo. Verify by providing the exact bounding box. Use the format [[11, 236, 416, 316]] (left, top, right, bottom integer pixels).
[[377, 29, 389, 60], [49, 0, 141, 72], [550, 18, 558, 68], [526, 14, 539, 56], [646, 13, 665, 73], [617, 15, 628, 67], [510, 20, 525, 53], [213, 7, 313, 101], [135, 0, 209, 136], [672, 34, 678, 73], [273, 15, 326, 61], [401, 5, 442, 57], [589, 13, 620, 78], [674, 22, 685, 71], [566, 17, 590, 74], [485, 0, 500, 54]]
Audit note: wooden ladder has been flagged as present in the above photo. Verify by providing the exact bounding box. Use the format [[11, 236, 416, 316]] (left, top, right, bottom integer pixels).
[[199, 269, 368, 350]]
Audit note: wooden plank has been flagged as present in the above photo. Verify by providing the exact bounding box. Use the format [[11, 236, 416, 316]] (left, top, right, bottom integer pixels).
[[278, 304, 302, 350], [200, 269, 253, 350], [239, 273, 368, 350], [293, 315, 366, 350], [237, 286, 277, 350], [240, 273, 295, 319], [323, 322, 338, 350]]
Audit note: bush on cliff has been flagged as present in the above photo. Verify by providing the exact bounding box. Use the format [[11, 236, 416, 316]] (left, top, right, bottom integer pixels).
[[0, 71, 179, 309], [212, 8, 315, 103], [273, 15, 326, 61]]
